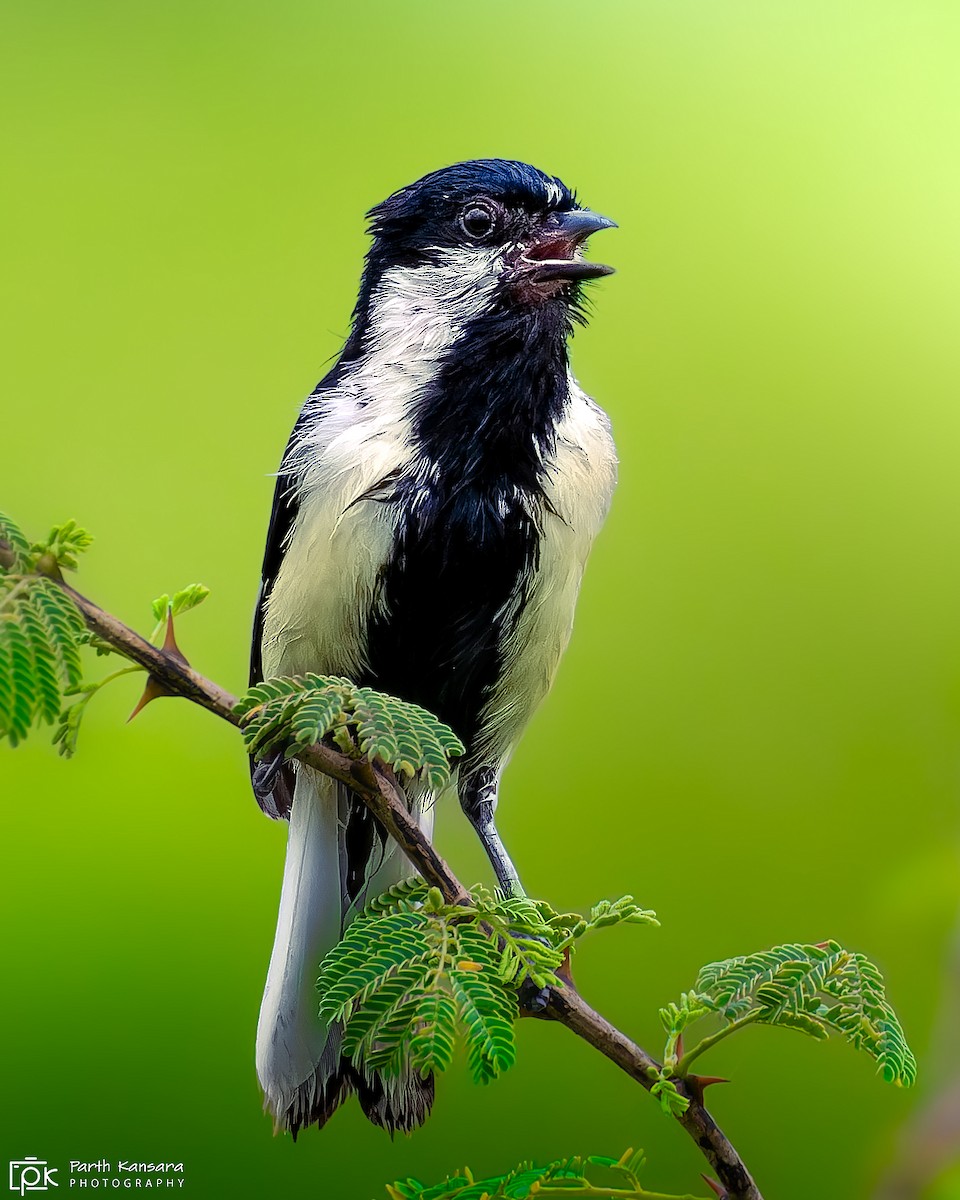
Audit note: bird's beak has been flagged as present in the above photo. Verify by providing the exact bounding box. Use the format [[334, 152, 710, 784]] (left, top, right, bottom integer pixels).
[[521, 209, 617, 283]]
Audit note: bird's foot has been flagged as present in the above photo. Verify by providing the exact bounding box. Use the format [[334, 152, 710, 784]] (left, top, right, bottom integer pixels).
[[517, 977, 552, 1015]]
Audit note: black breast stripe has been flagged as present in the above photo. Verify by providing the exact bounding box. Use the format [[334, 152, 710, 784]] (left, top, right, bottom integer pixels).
[[361, 483, 541, 764], [359, 299, 571, 774]]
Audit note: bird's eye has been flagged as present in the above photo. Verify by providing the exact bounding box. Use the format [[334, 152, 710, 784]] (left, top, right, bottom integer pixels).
[[459, 203, 497, 239]]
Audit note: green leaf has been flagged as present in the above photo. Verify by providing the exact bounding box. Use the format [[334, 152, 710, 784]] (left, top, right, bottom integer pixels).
[[669, 940, 917, 1089], [35, 520, 94, 571], [0, 516, 144, 752], [0, 566, 87, 746], [31, 579, 84, 686], [582, 896, 659, 935], [408, 989, 458, 1076], [650, 1075, 690, 1117], [381, 1147, 702, 1200], [236, 674, 464, 791], [53, 694, 91, 758], [19, 593, 62, 724], [149, 583, 211, 639], [318, 881, 660, 1106], [451, 947, 517, 1085], [0, 511, 31, 570], [1, 615, 34, 745]]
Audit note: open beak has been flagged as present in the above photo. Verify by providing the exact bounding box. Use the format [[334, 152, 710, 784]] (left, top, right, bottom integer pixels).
[[521, 209, 617, 283]]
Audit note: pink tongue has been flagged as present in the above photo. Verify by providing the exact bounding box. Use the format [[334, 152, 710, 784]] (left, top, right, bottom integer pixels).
[[529, 235, 574, 262]]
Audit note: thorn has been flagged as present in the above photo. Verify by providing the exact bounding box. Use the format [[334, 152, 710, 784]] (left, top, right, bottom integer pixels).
[[161, 605, 190, 667], [692, 1075, 730, 1090], [685, 1074, 731, 1105], [556, 946, 576, 988], [701, 1175, 728, 1198], [127, 674, 173, 721]]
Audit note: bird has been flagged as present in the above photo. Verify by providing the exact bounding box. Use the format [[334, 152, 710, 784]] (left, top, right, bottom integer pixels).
[[250, 158, 618, 1138]]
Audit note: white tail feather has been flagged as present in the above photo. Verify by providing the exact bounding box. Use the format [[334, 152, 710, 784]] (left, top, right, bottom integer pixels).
[[256, 764, 435, 1133]]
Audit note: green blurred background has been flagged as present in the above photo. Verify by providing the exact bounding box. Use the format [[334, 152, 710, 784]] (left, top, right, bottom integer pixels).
[[3, 1, 960, 1196]]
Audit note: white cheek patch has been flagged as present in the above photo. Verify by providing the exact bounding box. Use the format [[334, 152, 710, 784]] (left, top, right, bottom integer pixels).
[[283, 245, 503, 490], [362, 246, 504, 364]]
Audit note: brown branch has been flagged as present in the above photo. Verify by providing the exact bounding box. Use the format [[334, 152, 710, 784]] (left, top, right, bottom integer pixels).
[[59, 581, 240, 722], [51, 571, 763, 1200]]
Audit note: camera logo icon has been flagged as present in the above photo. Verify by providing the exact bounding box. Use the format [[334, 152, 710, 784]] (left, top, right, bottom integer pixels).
[[8, 1160, 58, 1195]]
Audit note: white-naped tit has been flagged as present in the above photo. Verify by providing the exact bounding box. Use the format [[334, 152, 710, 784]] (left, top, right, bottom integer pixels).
[[250, 159, 618, 1137]]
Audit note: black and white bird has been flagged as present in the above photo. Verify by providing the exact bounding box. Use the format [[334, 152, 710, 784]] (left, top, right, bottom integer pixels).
[[250, 159, 618, 1138]]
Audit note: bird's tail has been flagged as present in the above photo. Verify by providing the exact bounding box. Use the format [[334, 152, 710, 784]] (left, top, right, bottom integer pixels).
[[256, 765, 435, 1137]]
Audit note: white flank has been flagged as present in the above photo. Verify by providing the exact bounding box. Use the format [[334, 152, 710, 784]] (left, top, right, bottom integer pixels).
[[478, 375, 617, 765]]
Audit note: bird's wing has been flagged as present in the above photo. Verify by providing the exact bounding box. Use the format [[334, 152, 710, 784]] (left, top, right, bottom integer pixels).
[[250, 365, 346, 819]]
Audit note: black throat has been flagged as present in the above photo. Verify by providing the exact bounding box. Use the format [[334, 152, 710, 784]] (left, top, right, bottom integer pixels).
[[412, 300, 572, 491], [360, 299, 572, 767]]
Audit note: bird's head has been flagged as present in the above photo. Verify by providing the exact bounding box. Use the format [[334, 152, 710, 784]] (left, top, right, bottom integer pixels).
[[355, 160, 615, 332]]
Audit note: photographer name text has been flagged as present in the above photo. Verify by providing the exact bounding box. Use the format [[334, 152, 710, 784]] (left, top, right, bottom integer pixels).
[[68, 1163, 185, 1189]]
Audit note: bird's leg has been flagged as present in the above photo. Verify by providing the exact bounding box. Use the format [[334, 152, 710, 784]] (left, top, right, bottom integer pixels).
[[461, 767, 550, 1012], [460, 767, 523, 897]]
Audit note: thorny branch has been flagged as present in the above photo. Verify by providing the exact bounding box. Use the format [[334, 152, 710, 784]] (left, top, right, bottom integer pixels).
[[26, 557, 763, 1200]]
